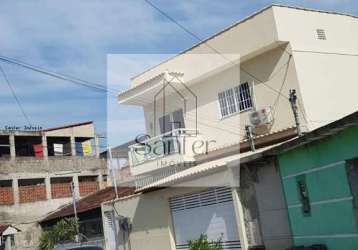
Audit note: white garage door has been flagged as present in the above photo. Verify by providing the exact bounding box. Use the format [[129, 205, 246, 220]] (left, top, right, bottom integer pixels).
[[170, 187, 241, 249]]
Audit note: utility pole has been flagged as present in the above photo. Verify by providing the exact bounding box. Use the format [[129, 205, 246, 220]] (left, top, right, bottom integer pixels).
[[245, 125, 255, 151], [108, 147, 119, 199], [289, 89, 303, 136], [70, 182, 80, 243]]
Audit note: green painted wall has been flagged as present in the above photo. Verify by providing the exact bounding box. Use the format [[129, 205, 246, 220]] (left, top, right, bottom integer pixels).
[[278, 126, 358, 250]]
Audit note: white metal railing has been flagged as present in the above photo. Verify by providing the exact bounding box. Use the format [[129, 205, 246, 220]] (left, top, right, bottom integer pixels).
[[129, 128, 198, 167]]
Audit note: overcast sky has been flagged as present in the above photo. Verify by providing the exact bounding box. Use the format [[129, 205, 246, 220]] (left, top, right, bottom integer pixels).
[[0, 0, 357, 148]]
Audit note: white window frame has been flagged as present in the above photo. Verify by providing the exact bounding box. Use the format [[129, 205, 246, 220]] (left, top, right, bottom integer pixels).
[[218, 82, 253, 119]]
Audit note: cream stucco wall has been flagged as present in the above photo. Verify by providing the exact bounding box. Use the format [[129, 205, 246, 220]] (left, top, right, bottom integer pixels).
[[109, 161, 291, 250], [115, 5, 358, 250], [109, 167, 242, 250], [125, 5, 358, 141], [131, 7, 279, 88], [44, 123, 95, 138], [142, 45, 303, 151], [273, 6, 358, 130], [111, 188, 206, 250]]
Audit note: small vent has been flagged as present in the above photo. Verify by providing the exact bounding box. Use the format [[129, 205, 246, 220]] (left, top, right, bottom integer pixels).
[[316, 29, 327, 40]]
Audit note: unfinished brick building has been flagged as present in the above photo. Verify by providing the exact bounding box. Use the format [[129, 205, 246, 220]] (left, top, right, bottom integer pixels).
[[0, 121, 108, 250]]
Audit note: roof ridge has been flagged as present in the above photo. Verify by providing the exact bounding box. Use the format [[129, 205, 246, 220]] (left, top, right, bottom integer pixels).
[[129, 4, 358, 83]]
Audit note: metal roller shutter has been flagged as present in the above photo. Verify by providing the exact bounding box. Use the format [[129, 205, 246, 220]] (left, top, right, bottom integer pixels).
[[170, 187, 241, 249]]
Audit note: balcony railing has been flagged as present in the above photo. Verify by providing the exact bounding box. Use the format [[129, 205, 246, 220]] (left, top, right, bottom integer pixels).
[[0, 156, 106, 174], [129, 128, 199, 168]]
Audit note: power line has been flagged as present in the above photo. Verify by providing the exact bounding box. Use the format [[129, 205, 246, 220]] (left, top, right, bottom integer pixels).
[[272, 55, 292, 118], [0, 55, 119, 97], [141, 0, 324, 133], [142, 0, 292, 101], [143, 0, 206, 47], [120, 58, 294, 138], [0, 63, 32, 125]]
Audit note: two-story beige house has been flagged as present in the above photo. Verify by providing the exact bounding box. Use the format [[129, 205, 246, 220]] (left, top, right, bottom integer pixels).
[[103, 5, 358, 250]]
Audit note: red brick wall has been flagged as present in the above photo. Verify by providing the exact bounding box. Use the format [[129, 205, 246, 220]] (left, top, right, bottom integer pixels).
[[0, 187, 14, 205], [79, 181, 99, 197], [19, 184, 46, 203], [51, 182, 72, 199]]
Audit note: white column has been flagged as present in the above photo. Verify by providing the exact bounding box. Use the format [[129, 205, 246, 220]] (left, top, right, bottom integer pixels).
[[5, 235, 11, 250], [98, 173, 104, 189], [9, 134, 15, 160], [73, 174, 80, 198], [42, 135, 48, 160], [95, 134, 100, 158], [70, 136, 76, 156], [45, 176, 51, 200], [231, 187, 249, 250], [12, 178, 19, 206]]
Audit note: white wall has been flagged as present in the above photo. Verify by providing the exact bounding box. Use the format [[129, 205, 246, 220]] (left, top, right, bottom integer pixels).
[[274, 6, 358, 130], [131, 8, 278, 88], [112, 188, 205, 250], [143, 45, 303, 151]]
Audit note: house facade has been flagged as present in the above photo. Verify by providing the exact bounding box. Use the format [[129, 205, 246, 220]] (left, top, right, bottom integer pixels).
[[108, 4, 358, 250], [41, 186, 134, 249], [0, 121, 108, 249], [273, 111, 358, 249]]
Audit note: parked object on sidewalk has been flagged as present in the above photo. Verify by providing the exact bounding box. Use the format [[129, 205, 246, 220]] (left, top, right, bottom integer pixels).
[[310, 245, 327, 250], [286, 247, 304, 250], [248, 246, 266, 250], [286, 245, 327, 250], [53, 244, 103, 250]]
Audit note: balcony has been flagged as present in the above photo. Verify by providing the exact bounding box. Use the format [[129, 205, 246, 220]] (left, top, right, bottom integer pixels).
[[128, 128, 203, 176], [0, 156, 106, 175]]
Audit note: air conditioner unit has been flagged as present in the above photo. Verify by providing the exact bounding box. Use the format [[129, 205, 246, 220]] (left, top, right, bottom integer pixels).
[[249, 107, 273, 127]]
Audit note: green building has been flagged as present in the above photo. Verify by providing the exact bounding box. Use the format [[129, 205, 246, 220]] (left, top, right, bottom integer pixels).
[[271, 112, 358, 249]]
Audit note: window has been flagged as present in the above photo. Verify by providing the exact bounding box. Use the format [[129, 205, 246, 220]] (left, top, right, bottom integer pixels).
[[157, 109, 185, 155], [346, 159, 358, 227], [346, 159, 358, 207], [79, 218, 103, 238], [218, 82, 253, 118], [159, 109, 185, 134]]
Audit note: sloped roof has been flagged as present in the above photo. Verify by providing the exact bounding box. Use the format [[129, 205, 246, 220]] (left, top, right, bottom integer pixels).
[[265, 110, 358, 155], [131, 4, 358, 82], [0, 225, 9, 235], [42, 186, 134, 222], [0, 225, 20, 235], [42, 121, 93, 132], [136, 140, 294, 193]]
